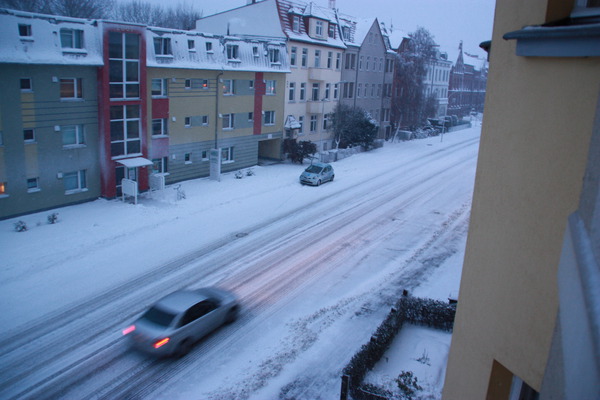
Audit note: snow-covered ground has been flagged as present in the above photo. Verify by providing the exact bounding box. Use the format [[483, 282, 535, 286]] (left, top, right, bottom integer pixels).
[[0, 126, 480, 399]]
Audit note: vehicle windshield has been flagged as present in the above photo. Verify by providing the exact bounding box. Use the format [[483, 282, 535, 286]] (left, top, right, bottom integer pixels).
[[141, 306, 177, 327], [305, 165, 323, 174]]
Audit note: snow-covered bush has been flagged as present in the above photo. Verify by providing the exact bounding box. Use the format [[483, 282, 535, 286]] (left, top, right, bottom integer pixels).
[[14, 220, 27, 232], [245, 168, 255, 176], [47, 212, 59, 224], [396, 371, 422, 399], [235, 170, 244, 179]]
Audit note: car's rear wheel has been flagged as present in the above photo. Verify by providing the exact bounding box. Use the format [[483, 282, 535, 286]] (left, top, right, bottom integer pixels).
[[175, 338, 193, 358], [330, 174, 335, 181], [317, 179, 321, 186], [226, 306, 239, 324]]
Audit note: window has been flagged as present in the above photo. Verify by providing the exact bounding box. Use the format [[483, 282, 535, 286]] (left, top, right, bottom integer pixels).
[[223, 79, 235, 95], [385, 58, 394, 73], [201, 151, 209, 161], [334, 83, 339, 99], [266, 80, 276, 95], [222, 146, 234, 163], [377, 84, 382, 97], [0, 131, 3, 146], [151, 78, 168, 97], [0, 182, 6, 195], [323, 114, 330, 130], [188, 39, 195, 50], [110, 105, 141, 157], [152, 118, 168, 136], [185, 79, 209, 89], [269, 48, 280, 64], [290, 47, 297, 66], [264, 110, 275, 125], [316, 20, 324, 36], [152, 157, 168, 173], [249, 80, 254, 89], [302, 48, 308, 67], [336, 53, 341, 69], [253, 46, 259, 57], [109, 32, 140, 99], [24, 129, 35, 143], [185, 117, 191, 127], [62, 124, 85, 146], [154, 37, 172, 55], [325, 83, 330, 99], [289, 82, 296, 101], [357, 83, 362, 98], [327, 51, 333, 68], [310, 115, 317, 132], [342, 26, 350, 41], [364, 84, 369, 97], [311, 83, 320, 101], [248, 112, 253, 121], [359, 55, 363, 70], [314, 50, 321, 67], [18, 24, 31, 37], [343, 82, 354, 98], [226, 44, 239, 60], [64, 170, 86, 193], [328, 24, 336, 38], [383, 108, 390, 122], [185, 79, 192, 89], [345, 53, 356, 70], [27, 177, 39, 192], [298, 116, 304, 134], [60, 78, 83, 99], [184, 153, 192, 164], [371, 83, 375, 97], [205, 42, 213, 52], [222, 113, 235, 129], [366, 56, 370, 71], [300, 83, 306, 101], [20, 78, 32, 91], [60, 28, 84, 49], [292, 15, 301, 32]]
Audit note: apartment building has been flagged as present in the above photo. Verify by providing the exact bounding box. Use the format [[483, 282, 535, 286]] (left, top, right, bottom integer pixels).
[[196, 0, 347, 152], [0, 8, 288, 219], [339, 17, 395, 139]]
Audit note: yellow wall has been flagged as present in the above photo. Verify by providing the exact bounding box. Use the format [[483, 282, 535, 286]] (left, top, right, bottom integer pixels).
[[443, 0, 600, 398]]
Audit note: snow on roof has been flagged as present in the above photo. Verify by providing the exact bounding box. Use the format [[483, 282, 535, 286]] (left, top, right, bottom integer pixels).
[[279, 0, 346, 48], [302, 1, 336, 22], [350, 18, 378, 47], [383, 25, 409, 51], [0, 8, 103, 66], [0, 8, 288, 73]]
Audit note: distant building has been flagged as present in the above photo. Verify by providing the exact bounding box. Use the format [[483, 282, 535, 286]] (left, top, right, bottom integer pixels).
[[422, 48, 452, 118], [0, 8, 288, 219], [448, 41, 487, 117]]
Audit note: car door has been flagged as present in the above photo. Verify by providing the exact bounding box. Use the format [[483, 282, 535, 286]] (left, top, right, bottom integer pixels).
[[186, 300, 221, 340]]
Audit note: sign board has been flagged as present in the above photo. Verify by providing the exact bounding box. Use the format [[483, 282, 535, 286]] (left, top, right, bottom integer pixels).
[[122, 178, 138, 204], [210, 148, 221, 181]]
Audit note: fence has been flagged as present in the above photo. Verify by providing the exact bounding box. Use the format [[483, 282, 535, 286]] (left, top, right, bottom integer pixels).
[[340, 293, 457, 400]]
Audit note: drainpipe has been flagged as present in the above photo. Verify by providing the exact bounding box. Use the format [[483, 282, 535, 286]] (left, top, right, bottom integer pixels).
[[215, 70, 224, 149]]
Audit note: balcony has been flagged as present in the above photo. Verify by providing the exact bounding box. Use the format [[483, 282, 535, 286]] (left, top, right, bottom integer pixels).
[[309, 67, 326, 81]]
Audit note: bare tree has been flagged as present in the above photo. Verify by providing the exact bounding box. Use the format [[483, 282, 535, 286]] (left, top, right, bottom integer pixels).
[[0, 0, 52, 13], [111, 1, 201, 30], [1, 0, 113, 18]]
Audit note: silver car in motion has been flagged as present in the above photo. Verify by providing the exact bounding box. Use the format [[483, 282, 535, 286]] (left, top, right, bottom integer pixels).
[[123, 287, 239, 357], [299, 162, 335, 186]]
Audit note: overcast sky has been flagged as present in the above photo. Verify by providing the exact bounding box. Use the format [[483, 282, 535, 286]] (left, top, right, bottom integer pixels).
[[135, 0, 496, 63]]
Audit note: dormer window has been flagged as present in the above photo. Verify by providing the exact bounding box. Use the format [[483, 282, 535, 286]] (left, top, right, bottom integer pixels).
[[60, 29, 84, 49], [154, 37, 172, 56], [316, 20, 324, 37], [292, 15, 301, 33], [19, 24, 32, 37], [268, 48, 280, 64], [328, 24, 336, 38], [206, 42, 213, 53], [342, 26, 350, 41], [226, 44, 239, 60]]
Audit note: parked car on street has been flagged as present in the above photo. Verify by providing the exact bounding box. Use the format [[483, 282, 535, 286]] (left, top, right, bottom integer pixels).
[[299, 162, 334, 186], [122, 287, 239, 357]]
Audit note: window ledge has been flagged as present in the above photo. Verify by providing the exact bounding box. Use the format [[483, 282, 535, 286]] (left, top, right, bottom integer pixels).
[[62, 49, 88, 55], [27, 188, 41, 193], [503, 21, 600, 57], [65, 188, 88, 195], [0, 194, 9, 199], [223, 160, 234, 164], [63, 144, 86, 149], [152, 135, 169, 139]]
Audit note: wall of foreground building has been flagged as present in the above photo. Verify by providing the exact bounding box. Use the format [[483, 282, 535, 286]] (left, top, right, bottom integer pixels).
[[443, 0, 600, 399]]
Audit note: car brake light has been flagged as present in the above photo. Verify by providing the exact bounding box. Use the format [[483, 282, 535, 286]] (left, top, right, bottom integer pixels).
[[154, 338, 170, 349], [122, 325, 136, 335]]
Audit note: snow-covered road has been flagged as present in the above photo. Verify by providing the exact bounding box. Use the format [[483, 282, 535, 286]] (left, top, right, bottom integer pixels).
[[0, 127, 480, 399]]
